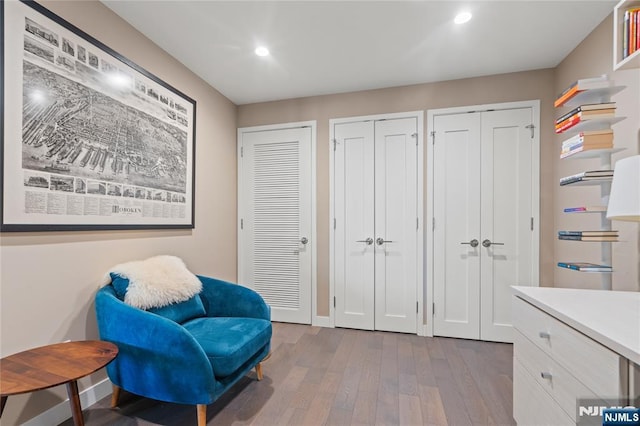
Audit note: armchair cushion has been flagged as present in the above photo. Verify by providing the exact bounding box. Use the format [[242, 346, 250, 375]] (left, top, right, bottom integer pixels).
[[148, 295, 206, 324], [182, 317, 271, 378]]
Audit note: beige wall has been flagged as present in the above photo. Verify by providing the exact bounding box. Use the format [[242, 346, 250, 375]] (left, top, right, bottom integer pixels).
[[554, 15, 640, 291], [0, 1, 238, 424], [238, 69, 558, 317]]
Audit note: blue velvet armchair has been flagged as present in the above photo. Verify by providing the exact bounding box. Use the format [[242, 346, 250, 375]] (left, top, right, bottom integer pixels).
[[95, 275, 271, 426]]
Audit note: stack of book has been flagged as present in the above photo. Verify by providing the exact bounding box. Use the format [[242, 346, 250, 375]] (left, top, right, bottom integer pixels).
[[560, 129, 614, 158], [563, 206, 607, 213], [622, 7, 640, 59], [559, 170, 614, 186], [558, 230, 619, 242], [554, 76, 612, 108], [555, 103, 616, 134], [557, 262, 613, 272]]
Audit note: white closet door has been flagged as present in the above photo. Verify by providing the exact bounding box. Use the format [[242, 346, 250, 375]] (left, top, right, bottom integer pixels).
[[432, 107, 535, 343], [374, 118, 418, 334], [332, 116, 419, 333], [480, 108, 533, 342], [334, 121, 375, 330], [239, 126, 312, 324], [432, 113, 482, 339]]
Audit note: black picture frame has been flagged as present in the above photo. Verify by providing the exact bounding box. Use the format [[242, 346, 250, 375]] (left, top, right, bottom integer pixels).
[[1, 0, 196, 232]]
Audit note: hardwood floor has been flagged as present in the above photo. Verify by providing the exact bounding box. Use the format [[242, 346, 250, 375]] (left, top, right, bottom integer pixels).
[[62, 323, 515, 426]]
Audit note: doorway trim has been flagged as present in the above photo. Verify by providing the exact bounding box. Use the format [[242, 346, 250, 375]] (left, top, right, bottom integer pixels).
[[237, 120, 317, 324], [329, 111, 424, 334], [425, 100, 540, 337]]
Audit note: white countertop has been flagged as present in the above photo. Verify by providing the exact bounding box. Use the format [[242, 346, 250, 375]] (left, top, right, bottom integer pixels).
[[512, 286, 640, 365]]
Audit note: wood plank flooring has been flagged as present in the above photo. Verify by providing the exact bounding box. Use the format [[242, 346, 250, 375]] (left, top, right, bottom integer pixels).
[[61, 323, 515, 426]]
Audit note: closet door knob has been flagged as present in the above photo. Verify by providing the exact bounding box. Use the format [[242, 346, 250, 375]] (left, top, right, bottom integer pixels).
[[461, 239, 479, 248], [356, 238, 374, 245], [376, 238, 394, 245], [482, 239, 504, 248]]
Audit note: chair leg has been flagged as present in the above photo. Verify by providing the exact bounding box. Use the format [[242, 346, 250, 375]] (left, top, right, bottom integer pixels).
[[255, 362, 264, 381], [110, 385, 121, 408], [197, 404, 207, 426]]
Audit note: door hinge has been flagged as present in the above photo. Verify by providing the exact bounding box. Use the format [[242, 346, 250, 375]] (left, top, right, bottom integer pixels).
[[430, 131, 436, 144], [432, 303, 435, 316], [432, 217, 435, 231], [416, 301, 419, 314], [531, 217, 534, 231], [333, 218, 336, 230], [525, 124, 535, 139], [240, 218, 243, 230], [412, 133, 418, 146], [332, 138, 337, 151], [333, 296, 336, 308], [416, 217, 419, 230]]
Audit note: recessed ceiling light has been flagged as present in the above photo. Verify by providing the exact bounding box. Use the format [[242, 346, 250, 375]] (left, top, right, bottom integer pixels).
[[454, 11, 472, 24], [255, 46, 270, 57]]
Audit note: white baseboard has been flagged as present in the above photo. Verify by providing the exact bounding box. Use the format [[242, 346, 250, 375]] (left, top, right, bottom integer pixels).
[[22, 378, 112, 426], [312, 315, 332, 328]]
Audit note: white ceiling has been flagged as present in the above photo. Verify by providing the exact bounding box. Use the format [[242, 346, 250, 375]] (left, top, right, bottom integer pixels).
[[101, 1, 616, 105]]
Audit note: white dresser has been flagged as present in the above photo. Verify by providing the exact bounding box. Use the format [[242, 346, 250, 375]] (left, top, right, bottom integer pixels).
[[512, 286, 640, 425]]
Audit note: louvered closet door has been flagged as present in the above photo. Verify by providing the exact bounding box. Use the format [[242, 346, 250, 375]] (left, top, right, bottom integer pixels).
[[239, 126, 312, 324]]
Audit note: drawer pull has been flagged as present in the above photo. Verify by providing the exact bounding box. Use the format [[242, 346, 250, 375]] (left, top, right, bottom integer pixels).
[[538, 331, 551, 339], [540, 372, 552, 380]]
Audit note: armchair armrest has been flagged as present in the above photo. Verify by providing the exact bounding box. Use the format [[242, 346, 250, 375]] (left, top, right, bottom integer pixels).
[[196, 275, 270, 320], [95, 286, 216, 405]]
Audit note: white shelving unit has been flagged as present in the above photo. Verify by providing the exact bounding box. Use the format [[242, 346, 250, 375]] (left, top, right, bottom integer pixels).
[[557, 85, 626, 289], [613, 0, 640, 70]]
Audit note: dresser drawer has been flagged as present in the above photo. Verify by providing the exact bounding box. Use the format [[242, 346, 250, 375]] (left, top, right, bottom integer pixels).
[[514, 358, 574, 426], [513, 296, 626, 398], [514, 330, 606, 421]]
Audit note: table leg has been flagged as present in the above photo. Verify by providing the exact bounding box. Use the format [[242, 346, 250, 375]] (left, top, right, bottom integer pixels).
[[65, 380, 84, 426], [1, 396, 7, 417]]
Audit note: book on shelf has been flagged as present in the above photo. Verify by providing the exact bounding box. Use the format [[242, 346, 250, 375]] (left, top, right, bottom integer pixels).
[[554, 109, 616, 134], [558, 230, 618, 237], [623, 7, 640, 59], [560, 129, 614, 158], [554, 76, 612, 108], [558, 235, 619, 242], [555, 103, 616, 124], [557, 262, 612, 272], [563, 206, 607, 213], [559, 170, 614, 185]]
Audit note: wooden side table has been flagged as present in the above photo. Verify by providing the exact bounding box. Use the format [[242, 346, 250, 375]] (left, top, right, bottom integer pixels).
[[0, 340, 118, 426]]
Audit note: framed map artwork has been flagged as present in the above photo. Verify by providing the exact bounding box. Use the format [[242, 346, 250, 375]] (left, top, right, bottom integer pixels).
[[1, 0, 196, 231]]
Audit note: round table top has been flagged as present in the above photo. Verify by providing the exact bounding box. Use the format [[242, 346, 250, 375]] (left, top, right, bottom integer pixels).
[[0, 340, 118, 396]]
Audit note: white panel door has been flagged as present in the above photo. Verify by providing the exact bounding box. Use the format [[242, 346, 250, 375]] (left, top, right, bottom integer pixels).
[[334, 121, 375, 330], [480, 108, 533, 342], [432, 107, 535, 342], [432, 113, 482, 339], [374, 118, 418, 334], [239, 126, 312, 324], [333, 116, 418, 333]]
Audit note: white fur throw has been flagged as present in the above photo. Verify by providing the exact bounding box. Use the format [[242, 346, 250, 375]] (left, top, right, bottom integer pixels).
[[105, 255, 202, 309]]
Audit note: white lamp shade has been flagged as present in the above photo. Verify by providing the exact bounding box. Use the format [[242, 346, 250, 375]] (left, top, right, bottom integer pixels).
[[606, 155, 640, 221]]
